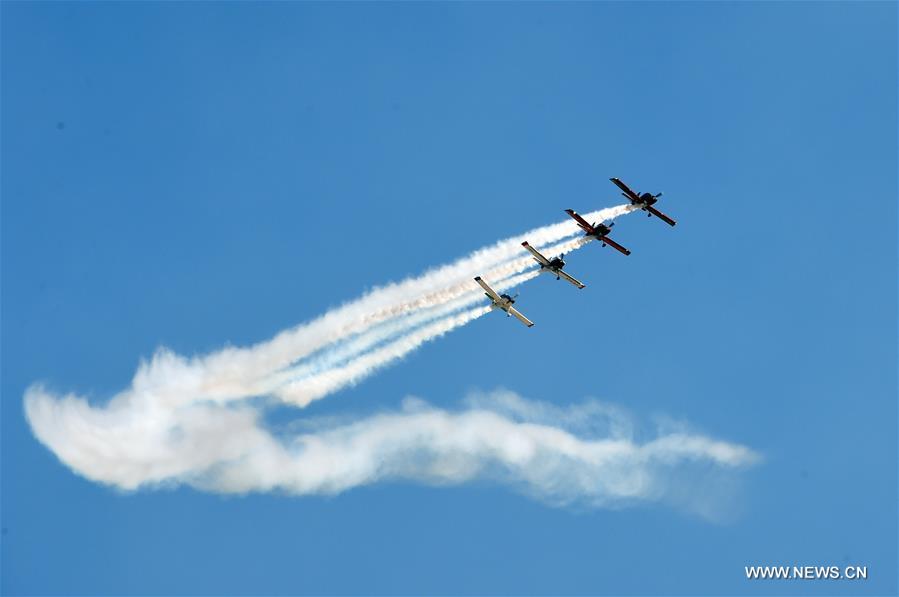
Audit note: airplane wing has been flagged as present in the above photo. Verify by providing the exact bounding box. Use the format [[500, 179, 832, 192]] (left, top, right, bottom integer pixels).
[[556, 269, 586, 289], [609, 177, 641, 203], [521, 241, 551, 266], [564, 209, 595, 233], [645, 205, 677, 227], [600, 236, 631, 256], [474, 276, 502, 302], [507, 306, 535, 328]]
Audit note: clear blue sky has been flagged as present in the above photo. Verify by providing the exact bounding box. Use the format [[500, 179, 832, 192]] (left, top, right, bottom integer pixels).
[[2, 2, 896, 595]]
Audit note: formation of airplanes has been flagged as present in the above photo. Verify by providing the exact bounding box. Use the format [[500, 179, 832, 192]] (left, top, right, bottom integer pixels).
[[475, 178, 676, 327]]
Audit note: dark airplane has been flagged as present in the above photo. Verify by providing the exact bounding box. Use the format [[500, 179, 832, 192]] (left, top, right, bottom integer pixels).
[[564, 209, 631, 256], [610, 177, 677, 226]]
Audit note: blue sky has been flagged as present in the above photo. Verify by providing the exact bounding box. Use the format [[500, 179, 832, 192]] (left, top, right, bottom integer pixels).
[[2, 2, 896, 595]]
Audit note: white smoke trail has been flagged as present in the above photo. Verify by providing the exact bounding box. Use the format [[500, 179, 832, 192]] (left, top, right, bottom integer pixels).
[[164, 204, 636, 404], [24, 386, 758, 516], [26, 202, 750, 512], [118, 210, 620, 411], [248, 233, 596, 405], [274, 305, 493, 407], [265, 270, 541, 393], [271, 267, 543, 407]]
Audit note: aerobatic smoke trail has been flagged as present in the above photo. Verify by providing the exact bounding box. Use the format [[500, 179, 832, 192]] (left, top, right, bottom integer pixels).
[[265, 270, 542, 396], [174, 204, 636, 403], [239, 237, 589, 404], [275, 305, 494, 407], [19, 201, 763, 514], [24, 385, 759, 517], [93, 206, 627, 410], [270, 268, 543, 407]]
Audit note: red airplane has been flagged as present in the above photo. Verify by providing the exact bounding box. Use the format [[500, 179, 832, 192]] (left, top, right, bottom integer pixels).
[[564, 209, 631, 256], [610, 177, 677, 227]]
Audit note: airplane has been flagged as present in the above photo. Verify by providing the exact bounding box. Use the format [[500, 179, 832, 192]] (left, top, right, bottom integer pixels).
[[610, 177, 677, 227], [564, 209, 632, 256], [474, 276, 534, 327], [521, 241, 585, 289]]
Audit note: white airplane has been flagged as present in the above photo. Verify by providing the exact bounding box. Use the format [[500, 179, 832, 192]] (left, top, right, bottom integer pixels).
[[474, 276, 534, 328], [521, 241, 585, 289]]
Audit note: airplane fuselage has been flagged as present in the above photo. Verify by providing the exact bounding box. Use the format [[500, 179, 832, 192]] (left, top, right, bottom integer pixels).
[[588, 225, 613, 238], [632, 192, 658, 209], [537, 257, 565, 276], [485, 293, 515, 311], [536, 265, 559, 278]]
